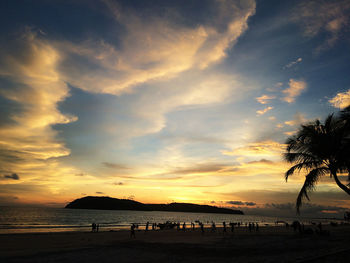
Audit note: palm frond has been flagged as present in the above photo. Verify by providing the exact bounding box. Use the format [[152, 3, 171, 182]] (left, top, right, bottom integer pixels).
[[296, 168, 329, 214], [285, 161, 326, 181]]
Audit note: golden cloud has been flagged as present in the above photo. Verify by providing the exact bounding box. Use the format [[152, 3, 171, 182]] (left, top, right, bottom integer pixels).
[[222, 140, 286, 157], [0, 31, 77, 185], [256, 106, 273, 115], [329, 89, 350, 109], [56, 0, 256, 95], [256, 94, 276, 104], [282, 79, 307, 103]]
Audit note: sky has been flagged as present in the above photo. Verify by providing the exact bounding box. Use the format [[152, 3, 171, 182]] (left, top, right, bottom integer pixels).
[[0, 0, 350, 217]]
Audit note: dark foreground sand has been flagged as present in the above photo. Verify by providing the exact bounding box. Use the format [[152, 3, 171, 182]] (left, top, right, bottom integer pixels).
[[1, 225, 350, 263]]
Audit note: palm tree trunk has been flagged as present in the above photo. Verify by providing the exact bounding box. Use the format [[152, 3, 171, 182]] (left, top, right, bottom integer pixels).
[[332, 171, 350, 195]]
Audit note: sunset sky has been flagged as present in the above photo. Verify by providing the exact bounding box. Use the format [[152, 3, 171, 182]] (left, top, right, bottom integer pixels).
[[1, 0, 350, 216]]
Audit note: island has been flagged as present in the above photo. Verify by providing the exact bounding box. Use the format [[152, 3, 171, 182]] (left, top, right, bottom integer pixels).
[[65, 196, 244, 215]]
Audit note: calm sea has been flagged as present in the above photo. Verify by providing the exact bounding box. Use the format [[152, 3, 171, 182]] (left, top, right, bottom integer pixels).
[[0, 206, 334, 234]]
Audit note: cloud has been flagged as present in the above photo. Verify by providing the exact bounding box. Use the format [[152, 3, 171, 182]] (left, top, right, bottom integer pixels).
[[283, 57, 302, 69], [284, 131, 297, 136], [267, 82, 283, 92], [222, 140, 286, 157], [256, 106, 273, 115], [57, 0, 256, 95], [284, 112, 307, 126], [102, 162, 130, 170], [292, 0, 350, 53], [282, 79, 307, 103], [113, 182, 124, 186], [256, 95, 276, 104], [3, 173, 20, 180], [95, 191, 105, 194], [0, 30, 77, 184], [247, 159, 274, 165], [329, 89, 350, 109], [226, 200, 256, 206]]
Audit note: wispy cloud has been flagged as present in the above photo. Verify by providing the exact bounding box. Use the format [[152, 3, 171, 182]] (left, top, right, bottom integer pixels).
[[58, 0, 257, 95], [283, 57, 302, 69], [256, 106, 273, 115], [222, 140, 286, 157], [226, 200, 256, 206], [2, 173, 20, 180], [329, 89, 350, 109], [102, 162, 130, 170], [282, 79, 307, 103], [284, 112, 307, 126], [292, 0, 350, 53], [256, 95, 276, 104]]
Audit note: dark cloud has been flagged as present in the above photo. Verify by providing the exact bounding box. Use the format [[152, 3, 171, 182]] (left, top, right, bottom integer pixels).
[[247, 159, 274, 165], [169, 163, 228, 175], [241, 202, 348, 217], [3, 173, 20, 180], [226, 200, 256, 206], [102, 162, 129, 170], [113, 182, 124, 185], [0, 195, 19, 205], [95, 191, 104, 194]]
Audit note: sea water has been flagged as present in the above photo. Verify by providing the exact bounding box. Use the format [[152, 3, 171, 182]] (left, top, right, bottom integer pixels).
[[0, 206, 336, 234]]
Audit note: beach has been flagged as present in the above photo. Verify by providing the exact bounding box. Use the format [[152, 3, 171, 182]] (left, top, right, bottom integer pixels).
[[1, 224, 350, 262]]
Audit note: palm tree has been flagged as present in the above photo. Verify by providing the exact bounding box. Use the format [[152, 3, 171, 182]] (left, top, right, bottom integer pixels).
[[284, 108, 350, 213]]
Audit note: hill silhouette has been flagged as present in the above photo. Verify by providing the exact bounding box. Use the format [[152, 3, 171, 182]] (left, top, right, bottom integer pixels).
[[65, 196, 244, 215]]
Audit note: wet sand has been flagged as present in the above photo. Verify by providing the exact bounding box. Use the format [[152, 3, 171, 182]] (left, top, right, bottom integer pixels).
[[1, 225, 350, 262]]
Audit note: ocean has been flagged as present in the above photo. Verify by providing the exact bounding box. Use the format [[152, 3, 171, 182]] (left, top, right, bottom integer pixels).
[[0, 206, 336, 234]]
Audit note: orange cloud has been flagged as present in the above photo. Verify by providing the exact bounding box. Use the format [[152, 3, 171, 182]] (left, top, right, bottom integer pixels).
[[282, 79, 307, 103], [329, 89, 350, 109], [256, 94, 276, 104], [222, 140, 286, 157], [256, 106, 273, 115]]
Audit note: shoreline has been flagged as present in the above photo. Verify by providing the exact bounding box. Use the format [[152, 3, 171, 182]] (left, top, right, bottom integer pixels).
[[1, 224, 350, 262]]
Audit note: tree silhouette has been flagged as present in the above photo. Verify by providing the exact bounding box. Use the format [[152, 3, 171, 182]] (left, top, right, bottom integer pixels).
[[284, 106, 350, 213]]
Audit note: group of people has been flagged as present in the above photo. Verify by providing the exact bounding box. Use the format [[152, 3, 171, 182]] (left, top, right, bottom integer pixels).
[[129, 220, 260, 237], [91, 222, 100, 232]]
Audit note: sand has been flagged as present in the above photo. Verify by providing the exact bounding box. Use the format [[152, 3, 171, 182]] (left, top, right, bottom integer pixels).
[[1, 225, 350, 262]]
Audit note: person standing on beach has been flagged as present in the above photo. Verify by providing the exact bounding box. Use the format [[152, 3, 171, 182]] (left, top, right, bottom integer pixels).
[[145, 222, 149, 232], [182, 222, 186, 231], [230, 222, 234, 233], [211, 222, 216, 232], [223, 222, 227, 234], [200, 222, 204, 234], [130, 224, 136, 238]]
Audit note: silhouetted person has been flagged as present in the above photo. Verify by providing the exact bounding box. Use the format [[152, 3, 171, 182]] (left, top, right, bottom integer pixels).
[[182, 222, 186, 231], [130, 224, 136, 238], [145, 221, 149, 232], [200, 222, 204, 234], [96, 224, 99, 232], [223, 221, 227, 234], [91, 223, 96, 232], [248, 223, 252, 232], [177, 222, 180, 231], [191, 222, 195, 231], [230, 222, 234, 233], [211, 222, 216, 232], [256, 223, 259, 232]]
